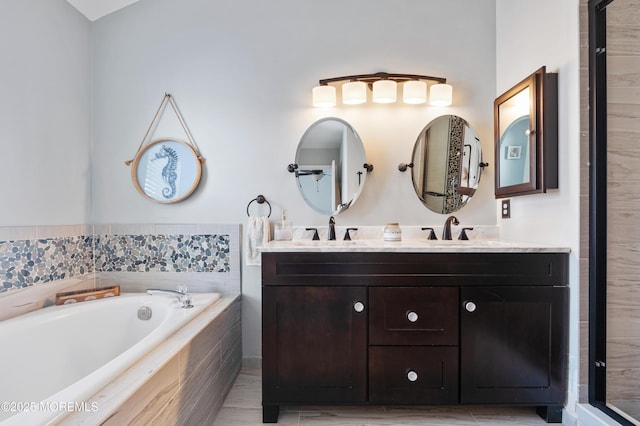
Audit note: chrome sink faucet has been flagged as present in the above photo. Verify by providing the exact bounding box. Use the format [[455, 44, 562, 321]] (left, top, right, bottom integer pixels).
[[146, 288, 193, 309], [442, 215, 460, 240], [328, 216, 336, 240]]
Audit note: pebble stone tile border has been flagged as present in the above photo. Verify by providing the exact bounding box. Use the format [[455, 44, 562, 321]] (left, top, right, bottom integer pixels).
[[95, 234, 230, 273], [1, 236, 95, 292], [1, 234, 231, 292]]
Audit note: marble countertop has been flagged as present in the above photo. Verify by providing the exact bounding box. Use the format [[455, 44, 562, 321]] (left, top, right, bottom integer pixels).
[[260, 239, 571, 253], [259, 226, 570, 253]]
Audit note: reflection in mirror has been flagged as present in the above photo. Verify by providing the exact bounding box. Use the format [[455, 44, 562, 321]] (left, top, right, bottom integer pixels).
[[497, 86, 532, 188], [410, 115, 483, 214], [499, 115, 530, 187], [292, 118, 370, 215]]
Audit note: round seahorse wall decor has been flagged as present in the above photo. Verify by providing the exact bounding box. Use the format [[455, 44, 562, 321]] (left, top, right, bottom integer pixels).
[[131, 138, 202, 203]]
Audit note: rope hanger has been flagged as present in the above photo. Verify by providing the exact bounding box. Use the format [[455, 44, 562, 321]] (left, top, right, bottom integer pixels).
[[125, 93, 205, 166]]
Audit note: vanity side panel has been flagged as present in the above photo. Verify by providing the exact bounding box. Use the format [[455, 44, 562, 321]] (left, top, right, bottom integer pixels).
[[543, 72, 559, 189]]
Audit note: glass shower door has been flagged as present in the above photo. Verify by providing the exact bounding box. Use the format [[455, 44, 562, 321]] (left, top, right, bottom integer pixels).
[[605, 0, 640, 422], [591, 0, 640, 424]]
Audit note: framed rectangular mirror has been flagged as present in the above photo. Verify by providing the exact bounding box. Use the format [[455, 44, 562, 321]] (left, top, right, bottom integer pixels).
[[494, 66, 558, 198]]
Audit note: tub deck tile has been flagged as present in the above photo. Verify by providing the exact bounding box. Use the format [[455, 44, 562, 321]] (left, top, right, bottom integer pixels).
[[58, 294, 241, 426], [103, 356, 181, 426]]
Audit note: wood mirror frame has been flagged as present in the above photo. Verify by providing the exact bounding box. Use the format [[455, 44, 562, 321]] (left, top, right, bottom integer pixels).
[[494, 66, 558, 198], [131, 138, 202, 203]]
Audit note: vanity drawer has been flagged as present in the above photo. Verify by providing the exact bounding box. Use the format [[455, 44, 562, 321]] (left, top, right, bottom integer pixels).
[[369, 287, 458, 345], [369, 346, 458, 404]]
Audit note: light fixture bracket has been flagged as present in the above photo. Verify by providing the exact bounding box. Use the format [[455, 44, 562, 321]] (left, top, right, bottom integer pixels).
[[318, 72, 446, 88]]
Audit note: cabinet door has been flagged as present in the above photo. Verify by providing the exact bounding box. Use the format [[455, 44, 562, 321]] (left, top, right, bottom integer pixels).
[[460, 286, 568, 404], [262, 286, 367, 404]]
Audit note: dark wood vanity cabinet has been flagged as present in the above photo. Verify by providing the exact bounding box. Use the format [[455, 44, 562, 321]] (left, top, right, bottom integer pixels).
[[262, 251, 569, 424], [369, 286, 460, 405], [262, 286, 367, 407], [460, 286, 568, 406]]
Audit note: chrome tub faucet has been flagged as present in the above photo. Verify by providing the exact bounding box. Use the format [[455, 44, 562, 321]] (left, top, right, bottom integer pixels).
[[146, 288, 193, 309]]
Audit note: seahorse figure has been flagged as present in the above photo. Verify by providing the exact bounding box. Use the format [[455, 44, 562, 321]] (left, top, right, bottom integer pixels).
[[154, 145, 178, 199]]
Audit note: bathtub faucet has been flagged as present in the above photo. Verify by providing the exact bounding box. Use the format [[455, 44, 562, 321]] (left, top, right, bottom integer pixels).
[[146, 288, 193, 309]]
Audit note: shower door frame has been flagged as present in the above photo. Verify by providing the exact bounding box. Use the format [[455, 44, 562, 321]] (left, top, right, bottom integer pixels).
[[589, 1, 637, 424]]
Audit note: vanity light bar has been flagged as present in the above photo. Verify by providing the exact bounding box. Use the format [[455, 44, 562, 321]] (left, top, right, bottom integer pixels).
[[312, 72, 452, 107]]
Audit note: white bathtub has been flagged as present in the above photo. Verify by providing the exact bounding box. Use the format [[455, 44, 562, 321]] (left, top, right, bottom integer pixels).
[[0, 292, 222, 425]]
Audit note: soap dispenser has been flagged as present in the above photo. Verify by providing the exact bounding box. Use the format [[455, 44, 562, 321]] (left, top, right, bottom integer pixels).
[[274, 209, 293, 241]]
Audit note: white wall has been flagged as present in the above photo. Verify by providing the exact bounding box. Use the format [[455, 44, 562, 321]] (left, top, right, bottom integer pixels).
[[0, 0, 91, 226], [91, 0, 497, 360], [496, 0, 581, 419]]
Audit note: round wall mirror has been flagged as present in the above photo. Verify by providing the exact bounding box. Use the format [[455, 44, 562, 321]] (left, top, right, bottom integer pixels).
[[291, 117, 371, 215], [131, 138, 202, 203], [409, 115, 483, 214]]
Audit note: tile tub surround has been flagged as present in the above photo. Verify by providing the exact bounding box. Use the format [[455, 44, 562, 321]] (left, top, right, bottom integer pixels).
[[1, 235, 95, 292], [95, 223, 241, 295], [0, 274, 97, 322], [94, 233, 231, 273], [0, 224, 241, 320], [1, 233, 229, 291], [0, 225, 97, 320], [59, 293, 242, 425]]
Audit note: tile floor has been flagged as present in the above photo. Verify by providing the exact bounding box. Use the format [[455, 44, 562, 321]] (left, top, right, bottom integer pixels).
[[213, 368, 556, 425]]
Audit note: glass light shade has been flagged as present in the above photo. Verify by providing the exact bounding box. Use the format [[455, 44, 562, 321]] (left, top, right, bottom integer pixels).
[[312, 85, 336, 107], [402, 80, 427, 104], [372, 80, 397, 103], [342, 81, 367, 104], [429, 83, 453, 106]]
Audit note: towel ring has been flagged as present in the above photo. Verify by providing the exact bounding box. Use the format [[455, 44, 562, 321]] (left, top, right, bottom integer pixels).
[[246, 195, 272, 217]]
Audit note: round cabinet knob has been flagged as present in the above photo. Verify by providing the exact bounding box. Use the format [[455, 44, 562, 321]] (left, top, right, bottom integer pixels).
[[465, 301, 477, 313], [407, 370, 418, 382], [353, 301, 365, 313], [407, 311, 419, 323]]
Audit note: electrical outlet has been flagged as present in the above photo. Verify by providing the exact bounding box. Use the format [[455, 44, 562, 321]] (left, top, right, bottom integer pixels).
[[501, 199, 511, 219]]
